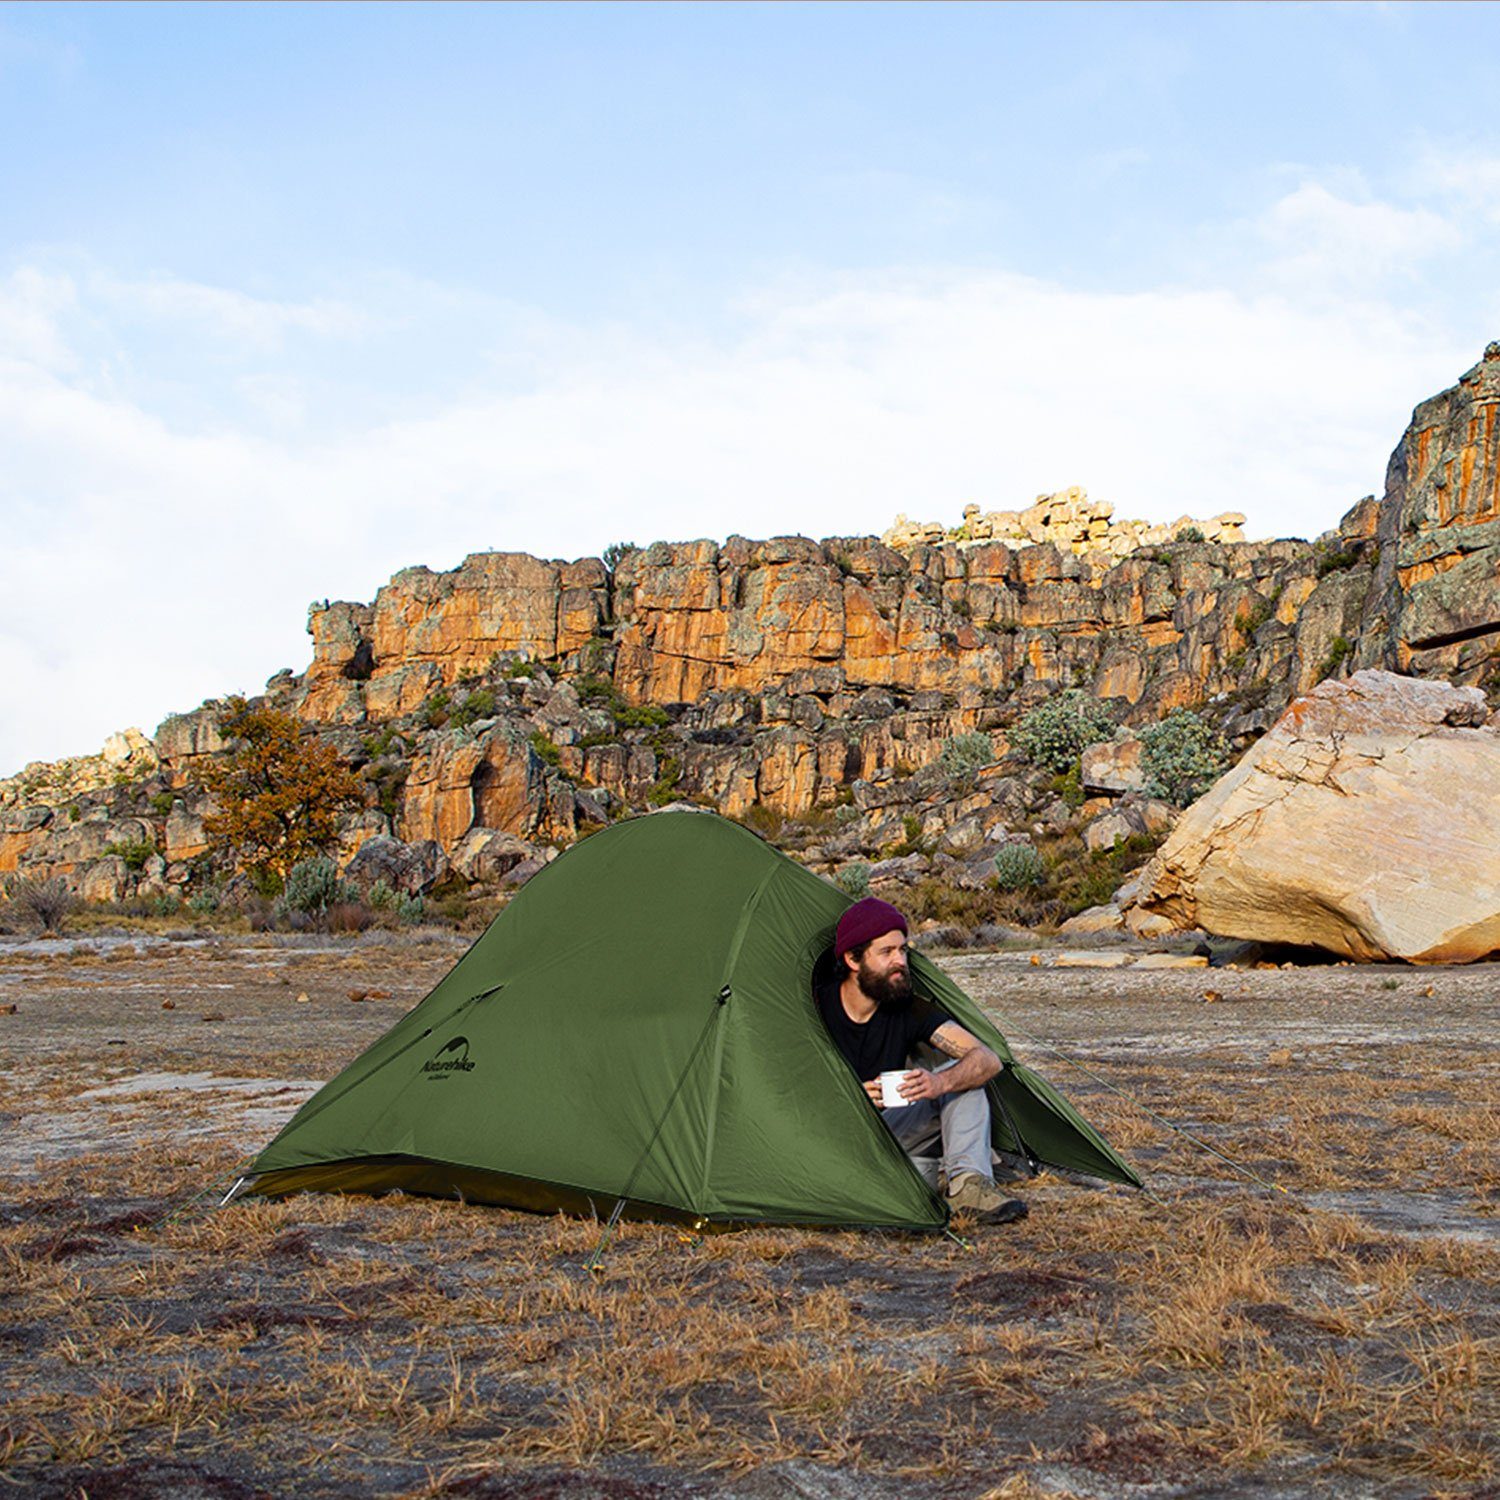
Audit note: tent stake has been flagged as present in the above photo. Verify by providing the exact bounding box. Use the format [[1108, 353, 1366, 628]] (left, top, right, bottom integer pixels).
[[584, 1199, 627, 1276]]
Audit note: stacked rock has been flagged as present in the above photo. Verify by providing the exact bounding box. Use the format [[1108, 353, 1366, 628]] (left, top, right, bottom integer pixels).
[[882, 487, 1247, 558]]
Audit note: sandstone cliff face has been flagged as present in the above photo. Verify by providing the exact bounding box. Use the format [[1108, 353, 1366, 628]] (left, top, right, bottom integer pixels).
[[1356, 342, 1500, 685], [4, 351, 1499, 914]]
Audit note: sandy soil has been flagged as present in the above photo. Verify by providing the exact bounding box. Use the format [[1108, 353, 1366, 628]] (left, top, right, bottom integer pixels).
[[1, 932, 1496, 1498]]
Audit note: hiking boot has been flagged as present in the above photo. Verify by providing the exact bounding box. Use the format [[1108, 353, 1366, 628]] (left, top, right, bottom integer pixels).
[[947, 1171, 1030, 1226]]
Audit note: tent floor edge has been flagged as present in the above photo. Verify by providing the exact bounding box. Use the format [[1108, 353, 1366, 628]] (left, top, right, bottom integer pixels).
[[247, 1155, 949, 1234]]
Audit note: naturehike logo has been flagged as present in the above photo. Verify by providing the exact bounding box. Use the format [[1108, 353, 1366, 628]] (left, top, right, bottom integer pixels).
[[422, 1036, 475, 1078]]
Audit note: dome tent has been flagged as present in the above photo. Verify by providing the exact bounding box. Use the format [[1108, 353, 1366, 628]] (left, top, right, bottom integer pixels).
[[245, 811, 1139, 1229]]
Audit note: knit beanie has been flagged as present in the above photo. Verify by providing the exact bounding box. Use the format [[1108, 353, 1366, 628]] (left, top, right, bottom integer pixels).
[[834, 897, 908, 960]]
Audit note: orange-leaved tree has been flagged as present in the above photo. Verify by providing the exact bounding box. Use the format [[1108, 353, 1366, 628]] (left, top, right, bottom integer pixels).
[[202, 697, 364, 881]]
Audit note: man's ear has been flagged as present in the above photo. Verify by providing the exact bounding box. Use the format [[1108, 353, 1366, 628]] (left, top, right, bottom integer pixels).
[[841, 949, 859, 976]]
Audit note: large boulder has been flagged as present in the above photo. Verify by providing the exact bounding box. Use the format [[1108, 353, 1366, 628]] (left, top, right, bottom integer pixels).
[[1127, 670, 1500, 963], [342, 836, 449, 896]]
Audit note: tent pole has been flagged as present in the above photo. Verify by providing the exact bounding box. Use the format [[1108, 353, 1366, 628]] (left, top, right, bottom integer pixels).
[[580, 992, 727, 1275]]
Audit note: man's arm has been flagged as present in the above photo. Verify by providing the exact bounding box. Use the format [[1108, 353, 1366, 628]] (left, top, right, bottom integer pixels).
[[897, 1021, 1001, 1101]]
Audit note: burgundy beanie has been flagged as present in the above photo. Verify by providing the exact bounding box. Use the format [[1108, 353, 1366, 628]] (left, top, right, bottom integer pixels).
[[835, 897, 908, 959]]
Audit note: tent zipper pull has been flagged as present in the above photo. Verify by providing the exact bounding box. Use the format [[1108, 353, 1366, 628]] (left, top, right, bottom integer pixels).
[[717, 985, 731, 1006]]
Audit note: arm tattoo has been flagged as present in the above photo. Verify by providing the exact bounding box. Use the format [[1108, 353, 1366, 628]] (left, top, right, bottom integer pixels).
[[930, 1022, 978, 1060]]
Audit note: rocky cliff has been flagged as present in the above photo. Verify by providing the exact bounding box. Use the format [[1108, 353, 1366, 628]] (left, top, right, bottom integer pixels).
[[4, 347, 1499, 914]]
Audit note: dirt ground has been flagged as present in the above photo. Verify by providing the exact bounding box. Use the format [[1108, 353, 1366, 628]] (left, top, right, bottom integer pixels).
[[1, 930, 1496, 1499]]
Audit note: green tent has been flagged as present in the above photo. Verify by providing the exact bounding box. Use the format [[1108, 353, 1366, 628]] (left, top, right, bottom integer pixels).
[[246, 811, 1139, 1230]]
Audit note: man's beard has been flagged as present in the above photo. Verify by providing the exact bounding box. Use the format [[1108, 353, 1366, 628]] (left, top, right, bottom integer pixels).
[[857, 960, 912, 1010]]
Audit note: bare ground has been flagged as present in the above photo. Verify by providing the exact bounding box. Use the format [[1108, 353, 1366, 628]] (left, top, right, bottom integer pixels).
[[0, 932, 1496, 1499]]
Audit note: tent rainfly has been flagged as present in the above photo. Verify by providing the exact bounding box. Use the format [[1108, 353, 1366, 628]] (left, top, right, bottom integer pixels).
[[244, 811, 1140, 1230]]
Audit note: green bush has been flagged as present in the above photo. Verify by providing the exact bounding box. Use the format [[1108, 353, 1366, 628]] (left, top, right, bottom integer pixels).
[[1319, 635, 1352, 682], [187, 887, 221, 914], [616, 702, 670, 730], [1315, 543, 1358, 578], [1141, 709, 1230, 807], [529, 731, 563, 768], [449, 687, 496, 728], [1048, 765, 1084, 810], [647, 755, 682, 806], [367, 879, 398, 912], [602, 541, 638, 572], [281, 856, 355, 916], [993, 843, 1044, 890], [939, 732, 995, 777], [421, 689, 452, 728], [149, 791, 175, 816], [1174, 525, 1206, 544], [103, 838, 155, 872], [836, 862, 871, 899], [396, 893, 425, 925], [1011, 690, 1116, 773]]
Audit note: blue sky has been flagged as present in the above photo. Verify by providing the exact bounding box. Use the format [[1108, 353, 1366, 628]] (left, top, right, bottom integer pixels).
[[4, 2, 1500, 772]]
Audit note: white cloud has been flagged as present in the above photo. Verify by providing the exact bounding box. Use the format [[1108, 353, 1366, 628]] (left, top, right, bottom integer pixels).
[[1251, 180, 1463, 287], [0, 248, 1480, 775]]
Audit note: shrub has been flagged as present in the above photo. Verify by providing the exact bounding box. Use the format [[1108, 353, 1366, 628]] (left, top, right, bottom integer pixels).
[[1315, 543, 1358, 578], [939, 732, 995, 777], [449, 687, 496, 728], [1174, 525, 1206, 544], [1141, 709, 1230, 807], [3, 874, 76, 933], [280, 856, 355, 917], [326, 901, 374, 933], [529, 731, 563, 768], [836, 862, 871, 899], [602, 541, 638, 573], [396, 893, 425, 925], [1048, 765, 1084, 810], [1319, 635, 1352, 682], [647, 755, 682, 806], [1011, 690, 1116, 774], [993, 843, 1044, 890], [149, 791, 175, 816], [421, 689, 452, 728], [104, 838, 156, 872], [187, 887, 221, 914], [367, 880, 398, 912], [616, 702, 670, 730]]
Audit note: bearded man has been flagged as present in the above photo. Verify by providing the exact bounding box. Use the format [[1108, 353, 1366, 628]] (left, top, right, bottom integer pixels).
[[815, 897, 1028, 1226]]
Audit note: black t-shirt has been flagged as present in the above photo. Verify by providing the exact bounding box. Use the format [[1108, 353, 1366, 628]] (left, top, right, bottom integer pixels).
[[814, 974, 947, 1082]]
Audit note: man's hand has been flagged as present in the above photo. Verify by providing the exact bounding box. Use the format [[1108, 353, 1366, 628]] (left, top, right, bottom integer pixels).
[[863, 1079, 885, 1107], [896, 1068, 947, 1102]]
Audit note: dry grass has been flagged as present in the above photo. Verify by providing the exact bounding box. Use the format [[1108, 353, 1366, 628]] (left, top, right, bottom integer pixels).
[[1, 940, 1497, 1496]]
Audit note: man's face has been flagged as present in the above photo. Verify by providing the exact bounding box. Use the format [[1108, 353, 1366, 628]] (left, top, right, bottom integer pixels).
[[853, 929, 912, 1009]]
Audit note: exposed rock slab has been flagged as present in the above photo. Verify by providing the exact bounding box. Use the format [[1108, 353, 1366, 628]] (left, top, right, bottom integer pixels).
[[1129, 671, 1500, 963]]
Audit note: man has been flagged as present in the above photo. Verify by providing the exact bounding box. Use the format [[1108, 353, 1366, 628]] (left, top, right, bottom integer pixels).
[[815, 897, 1029, 1226]]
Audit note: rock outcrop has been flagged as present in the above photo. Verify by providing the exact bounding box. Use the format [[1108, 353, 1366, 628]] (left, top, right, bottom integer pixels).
[[883, 486, 1246, 558], [3, 349, 1500, 927], [1124, 671, 1500, 963]]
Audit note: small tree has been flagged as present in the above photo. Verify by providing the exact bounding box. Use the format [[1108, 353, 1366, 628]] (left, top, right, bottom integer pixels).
[[1011, 690, 1116, 774], [1141, 709, 1230, 807], [836, 862, 871, 899], [202, 698, 364, 881]]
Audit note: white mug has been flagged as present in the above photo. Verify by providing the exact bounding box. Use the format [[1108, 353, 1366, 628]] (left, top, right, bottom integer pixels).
[[879, 1070, 910, 1109]]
